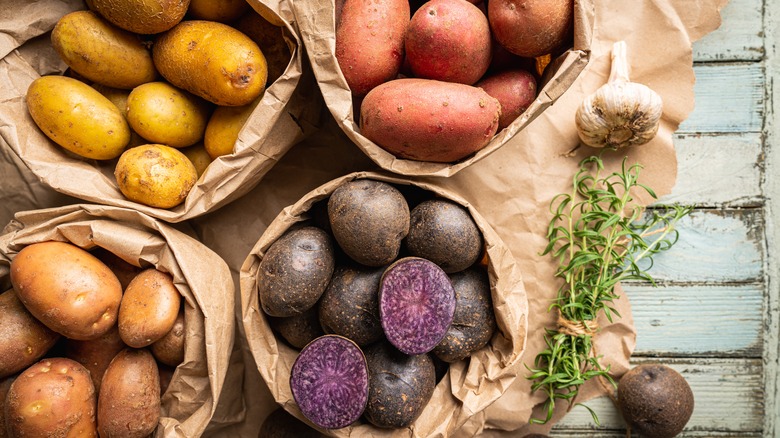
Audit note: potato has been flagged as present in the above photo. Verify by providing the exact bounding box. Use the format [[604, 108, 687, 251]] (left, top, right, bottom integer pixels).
[[64, 326, 126, 392], [488, 0, 574, 57], [52, 11, 156, 90], [257, 227, 335, 317], [181, 142, 213, 177], [0, 290, 60, 379], [153, 20, 268, 106], [90, 246, 142, 291], [268, 305, 324, 349], [126, 81, 212, 148], [90, 0, 189, 34], [327, 179, 410, 266], [119, 269, 182, 348], [26, 75, 131, 160], [203, 103, 256, 159], [335, 0, 409, 96], [0, 375, 15, 436], [98, 348, 160, 438], [150, 308, 185, 367], [90, 83, 147, 148], [235, 12, 292, 85], [476, 68, 538, 129], [10, 241, 123, 341], [188, 0, 250, 23], [405, 0, 491, 85], [6, 358, 97, 437], [114, 143, 198, 208], [318, 265, 384, 346], [359, 78, 501, 163]]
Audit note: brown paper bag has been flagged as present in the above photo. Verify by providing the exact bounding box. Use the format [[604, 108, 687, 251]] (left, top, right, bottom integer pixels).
[[0, 0, 322, 223], [0, 204, 235, 437], [289, 0, 594, 177], [239, 171, 528, 437]]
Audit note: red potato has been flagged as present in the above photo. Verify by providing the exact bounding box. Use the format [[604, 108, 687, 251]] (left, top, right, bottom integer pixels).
[[405, 0, 492, 85], [360, 78, 501, 163], [476, 68, 538, 129], [335, 0, 410, 96], [488, 0, 574, 58]]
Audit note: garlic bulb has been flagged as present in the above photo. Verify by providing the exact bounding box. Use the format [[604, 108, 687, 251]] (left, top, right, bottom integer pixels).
[[575, 41, 663, 149]]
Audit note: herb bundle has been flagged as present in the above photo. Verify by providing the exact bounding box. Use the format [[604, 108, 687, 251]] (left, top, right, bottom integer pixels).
[[527, 154, 691, 424]]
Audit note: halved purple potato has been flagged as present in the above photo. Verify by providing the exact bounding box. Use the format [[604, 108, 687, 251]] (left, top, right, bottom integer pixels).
[[405, 199, 483, 273], [363, 342, 436, 428], [379, 257, 456, 355], [433, 267, 496, 362], [269, 304, 325, 349], [257, 226, 336, 317], [319, 265, 384, 346], [290, 335, 369, 430]]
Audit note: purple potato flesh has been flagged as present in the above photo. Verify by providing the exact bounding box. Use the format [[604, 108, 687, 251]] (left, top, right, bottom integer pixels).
[[379, 257, 456, 355], [290, 335, 369, 430]]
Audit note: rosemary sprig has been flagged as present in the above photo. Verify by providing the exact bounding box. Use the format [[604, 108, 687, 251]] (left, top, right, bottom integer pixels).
[[527, 154, 692, 425]]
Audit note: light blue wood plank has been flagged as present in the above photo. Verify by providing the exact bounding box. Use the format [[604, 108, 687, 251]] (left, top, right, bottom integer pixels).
[[626, 283, 763, 357], [693, 0, 764, 62], [679, 64, 764, 134], [639, 209, 764, 283]]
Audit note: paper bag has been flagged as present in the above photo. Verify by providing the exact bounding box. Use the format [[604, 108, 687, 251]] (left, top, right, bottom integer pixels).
[[0, 204, 235, 437], [289, 0, 594, 177], [0, 0, 321, 223], [239, 171, 528, 436]]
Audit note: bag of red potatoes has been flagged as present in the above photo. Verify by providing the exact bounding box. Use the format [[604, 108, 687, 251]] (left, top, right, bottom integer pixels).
[[240, 171, 528, 436], [0, 0, 321, 223], [0, 204, 234, 437], [291, 0, 593, 176]]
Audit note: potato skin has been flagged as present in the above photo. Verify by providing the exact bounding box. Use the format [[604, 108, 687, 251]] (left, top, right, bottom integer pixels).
[[188, 0, 250, 23], [64, 325, 126, 392], [6, 358, 97, 437], [26, 75, 131, 160], [488, 0, 574, 57], [10, 241, 123, 341], [114, 143, 198, 208], [476, 68, 537, 129], [203, 103, 255, 159], [153, 20, 268, 106], [335, 0, 409, 96], [405, 0, 491, 85], [126, 81, 212, 148], [150, 308, 185, 367], [98, 348, 160, 438], [234, 12, 292, 86], [119, 269, 182, 348], [90, 0, 189, 34], [52, 11, 156, 90], [0, 290, 60, 379], [360, 78, 501, 163]]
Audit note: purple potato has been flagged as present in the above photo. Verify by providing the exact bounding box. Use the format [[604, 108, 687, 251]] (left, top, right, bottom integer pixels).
[[269, 305, 325, 350], [290, 335, 369, 430], [327, 180, 410, 267], [433, 267, 496, 362], [318, 265, 384, 346], [258, 226, 336, 317], [405, 199, 483, 273], [379, 257, 456, 355], [363, 342, 436, 428]]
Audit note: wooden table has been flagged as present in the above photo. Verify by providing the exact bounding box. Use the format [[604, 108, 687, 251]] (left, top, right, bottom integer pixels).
[[550, 0, 777, 435]]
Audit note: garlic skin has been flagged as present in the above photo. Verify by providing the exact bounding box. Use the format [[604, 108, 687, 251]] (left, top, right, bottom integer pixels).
[[575, 41, 663, 149]]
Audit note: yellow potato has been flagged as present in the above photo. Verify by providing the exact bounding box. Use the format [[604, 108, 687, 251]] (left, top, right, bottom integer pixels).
[[91, 83, 146, 147], [153, 20, 268, 106], [126, 81, 211, 148], [181, 142, 212, 177], [90, 0, 189, 34], [52, 10, 156, 90], [188, 0, 250, 22], [204, 104, 255, 159], [118, 268, 181, 348], [114, 144, 198, 208], [10, 241, 123, 341], [26, 75, 131, 160]]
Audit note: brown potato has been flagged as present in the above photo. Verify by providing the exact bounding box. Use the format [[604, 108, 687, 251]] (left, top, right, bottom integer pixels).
[[360, 78, 501, 163], [119, 269, 182, 348], [90, 246, 143, 292], [64, 325, 126, 392], [10, 241, 123, 341], [234, 12, 292, 86], [188, 0, 250, 22], [98, 348, 160, 438], [488, 0, 574, 57], [150, 308, 185, 367], [6, 358, 97, 437], [0, 290, 60, 379], [90, 0, 189, 34], [0, 374, 16, 437]]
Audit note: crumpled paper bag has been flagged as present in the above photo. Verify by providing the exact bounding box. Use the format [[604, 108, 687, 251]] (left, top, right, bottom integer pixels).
[[0, 0, 321, 223], [239, 171, 528, 437], [0, 204, 235, 437]]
